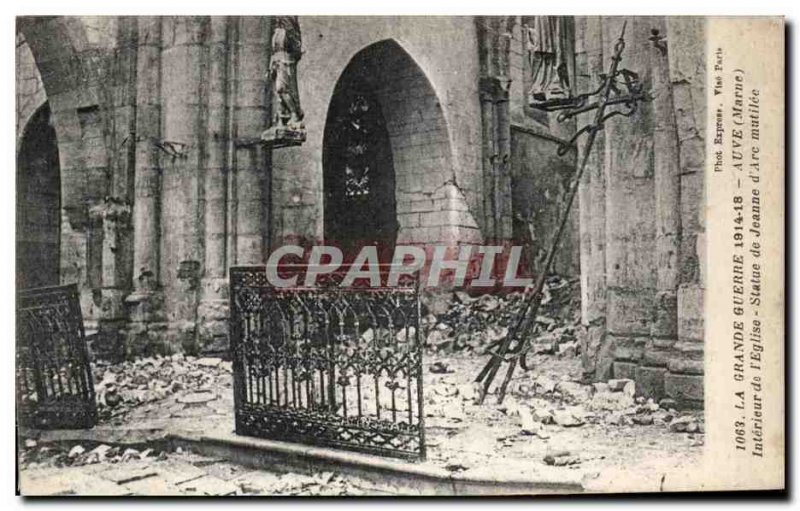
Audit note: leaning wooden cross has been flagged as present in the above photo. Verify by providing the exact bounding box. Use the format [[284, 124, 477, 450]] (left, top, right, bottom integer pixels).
[[475, 21, 651, 404]]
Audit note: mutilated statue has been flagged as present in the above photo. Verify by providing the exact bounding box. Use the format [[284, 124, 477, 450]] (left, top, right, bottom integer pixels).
[[270, 16, 304, 129], [525, 16, 572, 106]]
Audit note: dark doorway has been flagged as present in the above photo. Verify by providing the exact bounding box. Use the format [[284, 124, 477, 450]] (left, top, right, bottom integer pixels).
[[323, 68, 397, 261], [17, 103, 61, 290]]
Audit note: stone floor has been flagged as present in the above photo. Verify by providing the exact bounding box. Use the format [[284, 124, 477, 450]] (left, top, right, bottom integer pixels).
[[19, 353, 706, 495], [20, 449, 393, 496]]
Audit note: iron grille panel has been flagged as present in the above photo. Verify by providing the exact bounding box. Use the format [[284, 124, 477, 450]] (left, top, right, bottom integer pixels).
[[230, 266, 425, 460], [16, 284, 97, 429]]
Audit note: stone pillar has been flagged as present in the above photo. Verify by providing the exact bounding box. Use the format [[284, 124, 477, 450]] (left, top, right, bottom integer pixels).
[[493, 17, 514, 242], [577, 17, 705, 406], [666, 18, 706, 407], [160, 17, 209, 352], [637, 17, 682, 398], [599, 18, 658, 387], [576, 17, 610, 380], [476, 16, 515, 243], [196, 16, 232, 352], [126, 16, 166, 352], [89, 198, 132, 359], [231, 17, 270, 265]]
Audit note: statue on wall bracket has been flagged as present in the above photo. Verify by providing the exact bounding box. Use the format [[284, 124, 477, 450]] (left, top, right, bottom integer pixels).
[[524, 16, 573, 109], [262, 16, 307, 148]]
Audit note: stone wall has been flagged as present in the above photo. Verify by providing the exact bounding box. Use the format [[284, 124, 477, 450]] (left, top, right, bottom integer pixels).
[[16, 34, 47, 145], [17, 16, 699, 378], [575, 16, 705, 407], [476, 16, 580, 278], [18, 17, 130, 343], [271, 17, 485, 248], [15, 16, 499, 356], [509, 128, 580, 277]]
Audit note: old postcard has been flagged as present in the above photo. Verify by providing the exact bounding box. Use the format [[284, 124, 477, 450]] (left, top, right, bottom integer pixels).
[[14, 15, 784, 496]]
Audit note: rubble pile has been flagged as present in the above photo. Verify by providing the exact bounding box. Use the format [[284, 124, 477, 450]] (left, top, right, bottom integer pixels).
[[18, 439, 170, 470], [424, 276, 581, 356], [92, 355, 232, 421], [505, 375, 704, 437], [19, 438, 375, 496]]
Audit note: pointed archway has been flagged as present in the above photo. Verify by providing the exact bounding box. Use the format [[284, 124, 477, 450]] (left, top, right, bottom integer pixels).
[[323, 46, 398, 261], [323, 39, 456, 257], [17, 102, 61, 290]]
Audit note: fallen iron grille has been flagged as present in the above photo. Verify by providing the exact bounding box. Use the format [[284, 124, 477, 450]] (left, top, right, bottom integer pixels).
[[229, 266, 425, 460], [16, 284, 97, 429]]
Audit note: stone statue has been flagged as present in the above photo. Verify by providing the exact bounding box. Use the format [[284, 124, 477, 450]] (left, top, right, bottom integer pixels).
[[524, 16, 572, 105], [270, 16, 304, 128]]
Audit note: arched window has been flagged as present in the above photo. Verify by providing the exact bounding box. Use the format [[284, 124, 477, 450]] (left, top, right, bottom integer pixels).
[[17, 103, 61, 290], [323, 76, 397, 260]]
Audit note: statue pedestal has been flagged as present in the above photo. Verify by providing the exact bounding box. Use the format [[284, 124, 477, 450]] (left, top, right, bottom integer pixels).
[[261, 126, 306, 148]]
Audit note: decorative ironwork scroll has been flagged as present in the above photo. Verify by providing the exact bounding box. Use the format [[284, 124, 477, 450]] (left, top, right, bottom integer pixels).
[[16, 284, 97, 429], [229, 266, 425, 460]]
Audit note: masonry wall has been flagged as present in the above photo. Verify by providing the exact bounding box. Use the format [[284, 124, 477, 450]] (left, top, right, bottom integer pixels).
[[576, 16, 705, 407], [510, 129, 580, 277], [16, 34, 47, 145], [271, 17, 485, 248], [16, 16, 494, 357], [506, 16, 579, 277]]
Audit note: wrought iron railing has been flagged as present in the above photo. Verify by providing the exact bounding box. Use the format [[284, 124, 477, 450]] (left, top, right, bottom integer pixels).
[[229, 265, 425, 460], [16, 284, 97, 429]]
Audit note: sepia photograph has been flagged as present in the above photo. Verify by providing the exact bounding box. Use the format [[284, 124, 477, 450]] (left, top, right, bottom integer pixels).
[[13, 13, 784, 496]]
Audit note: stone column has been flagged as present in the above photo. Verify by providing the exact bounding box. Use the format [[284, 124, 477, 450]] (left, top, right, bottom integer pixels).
[[576, 17, 610, 380], [599, 17, 658, 387], [666, 18, 706, 407], [231, 17, 270, 265], [475, 16, 514, 244], [159, 17, 209, 352], [89, 198, 132, 359], [493, 16, 514, 242], [196, 16, 232, 351], [126, 16, 166, 352], [90, 18, 139, 360], [642, 17, 682, 397]]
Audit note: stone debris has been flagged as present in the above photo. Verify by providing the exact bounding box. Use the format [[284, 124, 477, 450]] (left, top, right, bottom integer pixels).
[[669, 415, 704, 433], [68, 445, 85, 458], [177, 390, 218, 405], [607, 378, 636, 395], [18, 439, 174, 471], [90, 444, 113, 457], [429, 361, 454, 374], [20, 440, 376, 496], [553, 408, 585, 427], [543, 450, 581, 466], [121, 448, 141, 462], [195, 357, 223, 368], [425, 276, 581, 355], [92, 354, 232, 421], [499, 367, 705, 436], [534, 375, 558, 395]]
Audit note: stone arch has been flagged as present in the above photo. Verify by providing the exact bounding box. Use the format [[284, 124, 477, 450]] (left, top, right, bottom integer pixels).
[[323, 39, 464, 248], [17, 16, 119, 320], [17, 102, 61, 290]]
